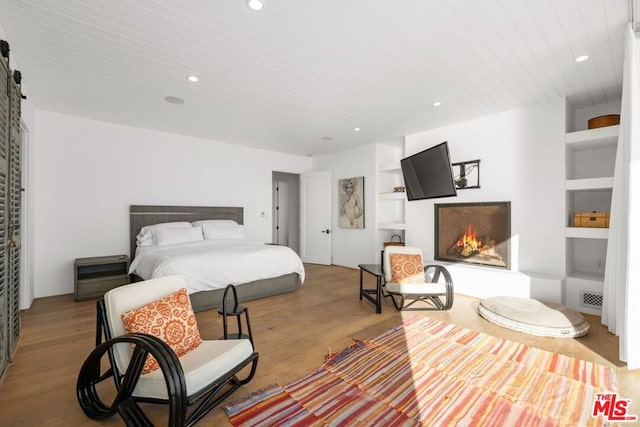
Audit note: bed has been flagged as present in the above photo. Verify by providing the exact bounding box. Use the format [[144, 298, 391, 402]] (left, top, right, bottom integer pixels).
[[129, 205, 304, 312]]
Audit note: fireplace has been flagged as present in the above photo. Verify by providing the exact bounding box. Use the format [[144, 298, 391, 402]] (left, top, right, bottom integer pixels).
[[434, 202, 510, 269]]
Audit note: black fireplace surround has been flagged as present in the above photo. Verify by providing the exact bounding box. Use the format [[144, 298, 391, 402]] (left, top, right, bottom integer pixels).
[[434, 202, 511, 269]]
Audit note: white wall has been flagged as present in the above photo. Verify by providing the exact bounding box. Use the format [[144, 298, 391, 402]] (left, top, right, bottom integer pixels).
[[32, 111, 311, 298], [404, 98, 566, 302], [312, 144, 377, 268]]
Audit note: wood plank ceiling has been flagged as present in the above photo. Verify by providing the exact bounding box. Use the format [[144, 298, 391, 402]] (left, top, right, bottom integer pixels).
[[0, 0, 631, 155]]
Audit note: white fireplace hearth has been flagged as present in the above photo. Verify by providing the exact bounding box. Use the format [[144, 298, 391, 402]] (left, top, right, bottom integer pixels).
[[426, 260, 563, 304]]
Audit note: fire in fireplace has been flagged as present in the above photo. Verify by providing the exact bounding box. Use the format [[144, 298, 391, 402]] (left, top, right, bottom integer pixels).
[[434, 202, 510, 269]]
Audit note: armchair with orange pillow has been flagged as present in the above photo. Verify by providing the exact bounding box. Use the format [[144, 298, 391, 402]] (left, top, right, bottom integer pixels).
[[76, 275, 258, 426], [382, 246, 454, 311]]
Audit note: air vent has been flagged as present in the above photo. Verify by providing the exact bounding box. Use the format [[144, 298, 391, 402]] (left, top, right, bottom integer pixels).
[[580, 291, 603, 309]]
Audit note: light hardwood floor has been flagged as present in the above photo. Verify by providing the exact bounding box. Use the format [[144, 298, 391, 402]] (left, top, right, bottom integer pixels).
[[1, 263, 638, 426]]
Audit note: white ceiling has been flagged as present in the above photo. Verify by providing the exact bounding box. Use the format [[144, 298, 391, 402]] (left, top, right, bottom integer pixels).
[[0, 0, 631, 156]]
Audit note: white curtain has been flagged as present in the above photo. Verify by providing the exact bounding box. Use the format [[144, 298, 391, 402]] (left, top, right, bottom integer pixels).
[[602, 24, 640, 370]]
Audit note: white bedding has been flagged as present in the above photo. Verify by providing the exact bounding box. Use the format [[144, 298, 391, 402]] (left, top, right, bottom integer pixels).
[[129, 240, 305, 294]]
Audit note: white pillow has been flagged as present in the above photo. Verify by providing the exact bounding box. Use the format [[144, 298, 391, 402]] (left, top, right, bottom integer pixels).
[[155, 226, 204, 246], [203, 224, 245, 240], [136, 222, 192, 247], [191, 220, 239, 228]]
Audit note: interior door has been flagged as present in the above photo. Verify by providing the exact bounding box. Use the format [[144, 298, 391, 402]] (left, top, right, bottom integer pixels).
[[300, 171, 331, 265]]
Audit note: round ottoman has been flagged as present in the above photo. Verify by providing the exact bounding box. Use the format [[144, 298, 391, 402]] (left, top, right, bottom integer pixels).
[[477, 296, 590, 338]]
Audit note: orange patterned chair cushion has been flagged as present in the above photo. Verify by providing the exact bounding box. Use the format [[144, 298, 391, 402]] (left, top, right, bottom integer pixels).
[[389, 253, 425, 284], [121, 287, 202, 374]]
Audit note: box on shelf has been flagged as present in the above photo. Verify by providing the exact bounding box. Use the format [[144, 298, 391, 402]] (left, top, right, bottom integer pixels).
[[573, 212, 610, 228]]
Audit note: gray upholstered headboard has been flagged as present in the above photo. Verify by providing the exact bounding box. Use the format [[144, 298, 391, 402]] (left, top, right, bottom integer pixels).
[[129, 205, 244, 258]]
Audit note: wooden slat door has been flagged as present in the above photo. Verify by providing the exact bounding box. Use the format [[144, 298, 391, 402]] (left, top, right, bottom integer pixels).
[[0, 43, 9, 378], [7, 69, 21, 357]]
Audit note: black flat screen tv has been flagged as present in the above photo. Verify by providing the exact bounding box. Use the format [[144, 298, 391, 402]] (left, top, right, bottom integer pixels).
[[401, 141, 457, 201]]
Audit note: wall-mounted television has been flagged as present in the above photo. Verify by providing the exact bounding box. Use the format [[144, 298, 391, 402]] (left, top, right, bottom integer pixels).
[[401, 141, 458, 201]]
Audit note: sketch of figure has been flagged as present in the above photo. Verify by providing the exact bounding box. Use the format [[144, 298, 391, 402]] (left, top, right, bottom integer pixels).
[[339, 177, 364, 229]]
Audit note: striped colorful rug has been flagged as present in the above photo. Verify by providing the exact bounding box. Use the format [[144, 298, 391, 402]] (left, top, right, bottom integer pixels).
[[224, 317, 616, 426]]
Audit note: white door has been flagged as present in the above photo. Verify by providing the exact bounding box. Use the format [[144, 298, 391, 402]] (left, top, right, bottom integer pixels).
[[301, 171, 331, 264]]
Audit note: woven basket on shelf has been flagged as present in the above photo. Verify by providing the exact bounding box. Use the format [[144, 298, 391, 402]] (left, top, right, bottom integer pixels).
[[383, 234, 405, 247]]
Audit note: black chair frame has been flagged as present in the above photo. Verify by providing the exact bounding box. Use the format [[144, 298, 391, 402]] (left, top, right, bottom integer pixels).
[[76, 298, 259, 427], [219, 284, 254, 345]]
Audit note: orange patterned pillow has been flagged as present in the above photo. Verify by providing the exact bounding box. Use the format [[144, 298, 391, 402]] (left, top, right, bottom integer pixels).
[[121, 287, 202, 374], [390, 254, 425, 284]]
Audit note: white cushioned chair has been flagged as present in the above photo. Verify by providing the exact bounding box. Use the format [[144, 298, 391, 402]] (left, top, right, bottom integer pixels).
[[76, 275, 258, 426], [383, 246, 454, 311]]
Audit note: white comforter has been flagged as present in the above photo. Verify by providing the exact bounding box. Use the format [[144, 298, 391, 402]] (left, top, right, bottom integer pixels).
[[129, 240, 305, 294]]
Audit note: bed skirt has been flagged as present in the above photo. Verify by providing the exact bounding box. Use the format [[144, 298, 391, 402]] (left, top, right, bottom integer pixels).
[[129, 272, 301, 312], [189, 272, 300, 312]]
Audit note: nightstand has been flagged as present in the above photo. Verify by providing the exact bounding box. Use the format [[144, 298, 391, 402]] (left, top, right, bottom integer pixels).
[[74, 255, 130, 301]]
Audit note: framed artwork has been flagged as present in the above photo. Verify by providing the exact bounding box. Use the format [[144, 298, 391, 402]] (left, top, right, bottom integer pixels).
[[339, 176, 365, 229]]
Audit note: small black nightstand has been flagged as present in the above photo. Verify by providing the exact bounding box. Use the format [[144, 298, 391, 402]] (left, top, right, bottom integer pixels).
[[74, 255, 130, 301]]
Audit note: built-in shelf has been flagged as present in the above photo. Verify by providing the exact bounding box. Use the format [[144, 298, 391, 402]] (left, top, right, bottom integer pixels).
[[564, 117, 618, 315], [566, 177, 613, 191], [566, 270, 605, 282], [565, 227, 609, 239], [377, 192, 406, 201], [565, 125, 619, 149], [376, 149, 405, 243], [377, 222, 405, 230], [378, 162, 401, 173]]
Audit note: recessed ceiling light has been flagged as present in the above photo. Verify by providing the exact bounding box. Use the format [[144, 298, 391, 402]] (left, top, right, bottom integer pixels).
[[354, 127, 361, 132], [247, 0, 264, 11], [187, 75, 199, 82], [433, 101, 442, 107], [164, 96, 184, 104], [575, 55, 589, 63]]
